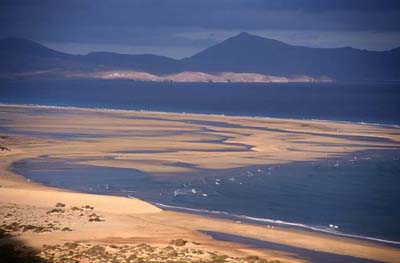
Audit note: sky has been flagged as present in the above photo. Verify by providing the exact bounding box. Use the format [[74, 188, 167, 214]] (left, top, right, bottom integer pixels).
[[1, 0, 400, 58]]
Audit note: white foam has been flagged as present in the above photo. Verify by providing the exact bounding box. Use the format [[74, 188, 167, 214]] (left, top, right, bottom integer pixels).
[[154, 202, 400, 245]]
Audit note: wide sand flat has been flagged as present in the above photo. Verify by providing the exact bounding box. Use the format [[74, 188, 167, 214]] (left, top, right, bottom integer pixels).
[[1, 104, 400, 262]]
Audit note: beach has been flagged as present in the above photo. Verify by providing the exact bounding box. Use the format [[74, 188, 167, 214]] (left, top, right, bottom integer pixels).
[[1, 104, 400, 263]]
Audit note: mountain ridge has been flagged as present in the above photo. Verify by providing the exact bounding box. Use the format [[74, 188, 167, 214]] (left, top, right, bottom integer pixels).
[[0, 33, 399, 81]]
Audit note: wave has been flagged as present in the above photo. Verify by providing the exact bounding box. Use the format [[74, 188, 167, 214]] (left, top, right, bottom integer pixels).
[[1, 102, 399, 128], [309, 118, 400, 129], [153, 202, 400, 246]]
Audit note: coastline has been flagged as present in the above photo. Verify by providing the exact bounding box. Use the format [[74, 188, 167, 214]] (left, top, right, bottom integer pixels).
[[1, 104, 400, 262], [153, 200, 400, 246], [1, 102, 399, 128], [9, 147, 400, 246]]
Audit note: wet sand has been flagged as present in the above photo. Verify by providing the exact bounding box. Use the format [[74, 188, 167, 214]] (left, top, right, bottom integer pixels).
[[1, 104, 400, 262]]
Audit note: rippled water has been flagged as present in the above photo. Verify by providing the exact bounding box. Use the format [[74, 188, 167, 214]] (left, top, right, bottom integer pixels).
[[10, 149, 400, 245]]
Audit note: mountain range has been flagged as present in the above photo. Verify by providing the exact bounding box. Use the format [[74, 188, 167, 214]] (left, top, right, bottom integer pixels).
[[1, 32, 399, 82]]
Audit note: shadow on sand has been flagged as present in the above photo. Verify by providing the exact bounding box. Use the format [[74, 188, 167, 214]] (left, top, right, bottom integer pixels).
[[0, 229, 43, 263]]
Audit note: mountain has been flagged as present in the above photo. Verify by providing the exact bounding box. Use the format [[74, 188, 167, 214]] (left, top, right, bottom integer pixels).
[[183, 32, 400, 80], [0, 37, 180, 75], [0, 33, 399, 81], [0, 37, 83, 73]]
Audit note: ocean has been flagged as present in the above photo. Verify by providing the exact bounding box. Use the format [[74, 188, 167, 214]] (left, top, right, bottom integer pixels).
[[0, 79, 399, 125], [2, 78, 400, 245]]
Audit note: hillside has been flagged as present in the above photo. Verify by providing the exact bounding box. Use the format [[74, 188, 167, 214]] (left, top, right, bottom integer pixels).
[[0, 33, 399, 81]]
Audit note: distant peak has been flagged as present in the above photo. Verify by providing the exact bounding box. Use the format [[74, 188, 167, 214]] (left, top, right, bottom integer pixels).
[[235, 32, 254, 38], [238, 32, 251, 36], [0, 36, 44, 47], [219, 32, 290, 49], [0, 36, 69, 57]]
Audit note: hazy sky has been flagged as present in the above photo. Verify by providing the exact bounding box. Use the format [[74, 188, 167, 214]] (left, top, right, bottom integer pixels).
[[1, 0, 400, 58]]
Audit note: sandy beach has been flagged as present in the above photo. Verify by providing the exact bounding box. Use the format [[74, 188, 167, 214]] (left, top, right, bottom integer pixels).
[[1, 104, 400, 263]]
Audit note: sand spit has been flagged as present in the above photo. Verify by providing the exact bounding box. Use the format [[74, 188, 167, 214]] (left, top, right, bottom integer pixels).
[[0, 104, 399, 263]]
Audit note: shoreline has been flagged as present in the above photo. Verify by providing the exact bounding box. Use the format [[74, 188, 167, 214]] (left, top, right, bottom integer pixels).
[[11, 146, 400, 246], [1, 102, 399, 128], [1, 104, 400, 262], [153, 201, 400, 247]]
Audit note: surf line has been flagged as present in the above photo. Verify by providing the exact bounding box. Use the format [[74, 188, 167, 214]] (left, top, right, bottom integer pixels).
[[150, 201, 400, 246]]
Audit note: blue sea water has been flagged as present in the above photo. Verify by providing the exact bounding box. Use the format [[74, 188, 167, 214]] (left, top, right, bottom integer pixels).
[[2, 78, 400, 245], [0, 79, 399, 124], [10, 150, 400, 245]]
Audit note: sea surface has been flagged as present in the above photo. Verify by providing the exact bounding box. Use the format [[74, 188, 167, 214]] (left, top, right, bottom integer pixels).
[[0, 79, 399, 124], [2, 78, 400, 245], [9, 148, 400, 245]]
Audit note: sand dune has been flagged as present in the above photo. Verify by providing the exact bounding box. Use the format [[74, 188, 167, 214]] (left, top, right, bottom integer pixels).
[[70, 70, 333, 83]]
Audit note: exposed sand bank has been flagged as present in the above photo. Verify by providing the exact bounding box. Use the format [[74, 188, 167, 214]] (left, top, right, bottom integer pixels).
[[1, 104, 399, 262]]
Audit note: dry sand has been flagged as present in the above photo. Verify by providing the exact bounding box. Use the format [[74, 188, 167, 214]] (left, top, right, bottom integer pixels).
[[0, 104, 399, 262]]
